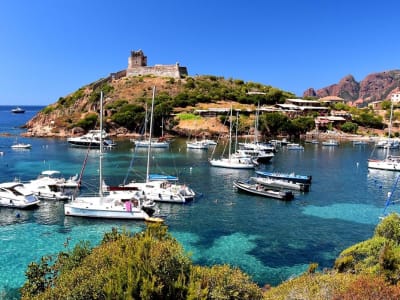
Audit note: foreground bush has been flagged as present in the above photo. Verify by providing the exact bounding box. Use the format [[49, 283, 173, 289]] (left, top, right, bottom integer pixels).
[[21, 224, 263, 299]]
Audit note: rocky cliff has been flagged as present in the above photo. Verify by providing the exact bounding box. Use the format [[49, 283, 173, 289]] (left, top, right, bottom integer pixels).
[[303, 70, 400, 105]]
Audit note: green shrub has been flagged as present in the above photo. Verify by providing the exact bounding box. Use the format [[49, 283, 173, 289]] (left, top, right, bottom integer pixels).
[[75, 113, 98, 130]]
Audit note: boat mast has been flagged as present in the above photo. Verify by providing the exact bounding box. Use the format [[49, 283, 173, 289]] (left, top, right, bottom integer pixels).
[[99, 91, 104, 197], [235, 110, 239, 153], [387, 101, 394, 159], [228, 106, 233, 161], [146, 86, 156, 182], [254, 102, 260, 144]]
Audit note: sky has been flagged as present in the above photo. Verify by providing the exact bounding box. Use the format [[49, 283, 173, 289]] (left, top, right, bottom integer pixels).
[[0, 0, 399, 106]]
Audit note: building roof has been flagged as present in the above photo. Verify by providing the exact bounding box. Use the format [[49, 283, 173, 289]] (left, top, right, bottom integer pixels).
[[319, 96, 344, 102], [286, 98, 320, 104]]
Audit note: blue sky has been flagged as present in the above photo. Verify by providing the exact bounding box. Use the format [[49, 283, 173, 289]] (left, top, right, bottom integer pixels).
[[0, 0, 399, 106]]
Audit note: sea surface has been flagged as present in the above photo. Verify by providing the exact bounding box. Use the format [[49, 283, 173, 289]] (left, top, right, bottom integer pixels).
[[0, 105, 399, 298]]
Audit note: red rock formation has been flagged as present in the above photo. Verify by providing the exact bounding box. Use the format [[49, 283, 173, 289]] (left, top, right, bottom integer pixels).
[[303, 70, 400, 105]]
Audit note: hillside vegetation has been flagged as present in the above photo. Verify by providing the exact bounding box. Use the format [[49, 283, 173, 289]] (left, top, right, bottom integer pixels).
[[24, 75, 295, 137]]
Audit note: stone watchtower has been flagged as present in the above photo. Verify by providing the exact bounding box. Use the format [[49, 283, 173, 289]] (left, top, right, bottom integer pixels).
[[128, 50, 147, 68], [126, 49, 188, 78]]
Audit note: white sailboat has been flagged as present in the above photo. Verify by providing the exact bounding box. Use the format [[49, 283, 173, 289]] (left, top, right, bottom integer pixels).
[[114, 87, 195, 204], [368, 101, 400, 171], [238, 103, 275, 162], [64, 92, 154, 220], [209, 108, 255, 169], [132, 104, 170, 148]]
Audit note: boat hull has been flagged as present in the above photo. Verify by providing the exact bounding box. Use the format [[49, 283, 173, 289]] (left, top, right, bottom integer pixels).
[[233, 180, 294, 201], [64, 203, 149, 220], [251, 177, 310, 192], [255, 171, 312, 184], [368, 159, 400, 171], [210, 159, 254, 169]]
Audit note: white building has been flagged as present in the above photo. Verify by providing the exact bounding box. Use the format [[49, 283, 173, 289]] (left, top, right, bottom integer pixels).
[[391, 91, 400, 103]]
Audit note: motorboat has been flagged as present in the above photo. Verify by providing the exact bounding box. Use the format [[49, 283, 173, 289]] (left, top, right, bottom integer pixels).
[[201, 139, 217, 146], [11, 107, 25, 114], [251, 176, 310, 192], [36, 170, 79, 189], [235, 149, 274, 164], [11, 143, 31, 149], [111, 180, 195, 204], [233, 180, 294, 201], [305, 139, 319, 144], [23, 170, 79, 201], [0, 182, 40, 209], [132, 138, 170, 148], [255, 170, 312, 184], [286, 143, 304, 150], [322, 139, 339, 146], [64, 92, 154, 220], [24, 177, 71, 201], [239, 141, 276, 153], [186, 140, 209, 150], [67, 130, 116, 148], [352, 140, 368, 146]]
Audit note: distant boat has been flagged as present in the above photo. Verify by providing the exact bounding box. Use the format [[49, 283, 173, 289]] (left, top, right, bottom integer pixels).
[[11, 143, 31, 149], [67, 130, 116, 148], [11, 107, 25, 114], [368, 102, 400, 171], [286, 143, 304, 150], [186, 140, 209, 150], [322, 139, 339, 146]]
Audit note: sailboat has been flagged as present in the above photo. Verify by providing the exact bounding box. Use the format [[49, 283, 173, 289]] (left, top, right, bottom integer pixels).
[[209, 107, 255, 169], [237, 104, 274, 163], [64, 92, 155, 220], [132, 103, 170, 148], [113, 87, 196, 204], [368, 101, 400, 171]]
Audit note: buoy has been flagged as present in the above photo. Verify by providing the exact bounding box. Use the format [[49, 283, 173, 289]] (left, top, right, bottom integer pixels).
[[16, 213, 20, 218], [356, 162, 359, 168], [189, 167, 192, 173], [145, 217, 164, 223]]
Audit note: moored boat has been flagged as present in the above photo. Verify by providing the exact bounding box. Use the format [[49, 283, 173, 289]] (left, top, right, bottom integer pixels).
[[64, 92, 153, 220], [11, 107, 25, 114], [0, 182, 40, 209], [11, 143, 31, 149], [233, 180, 294, 201], [322, 139, 339, 146], [67, 130, 116, 148], [255, 170, 312, 184], [251, 176, 310, 192], [286, 143, 304, 150]]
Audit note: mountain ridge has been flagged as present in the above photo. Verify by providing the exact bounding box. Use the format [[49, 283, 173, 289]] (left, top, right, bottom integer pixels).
[[303, 69, 400, 105]]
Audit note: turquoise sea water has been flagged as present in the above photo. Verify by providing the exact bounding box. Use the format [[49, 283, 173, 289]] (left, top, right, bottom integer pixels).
[[0, 105, 399, 298]]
